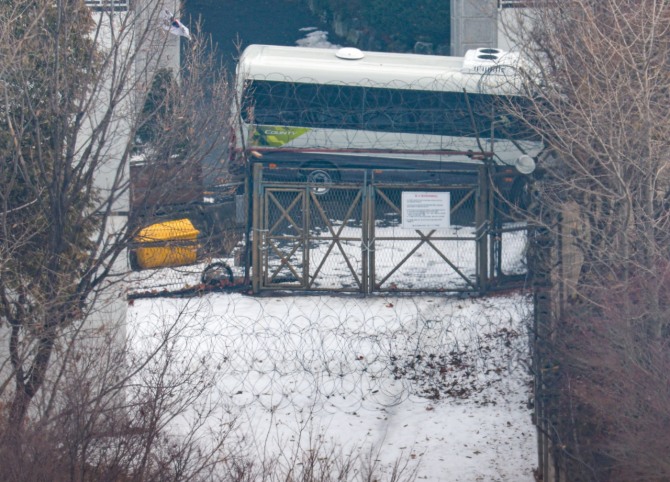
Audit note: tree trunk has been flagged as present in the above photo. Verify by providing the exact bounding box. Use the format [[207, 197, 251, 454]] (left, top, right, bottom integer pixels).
[[8, 328, 57, 430]]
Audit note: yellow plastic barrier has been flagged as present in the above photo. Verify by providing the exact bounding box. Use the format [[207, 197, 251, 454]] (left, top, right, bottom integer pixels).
[[134, 218, 200, 269]]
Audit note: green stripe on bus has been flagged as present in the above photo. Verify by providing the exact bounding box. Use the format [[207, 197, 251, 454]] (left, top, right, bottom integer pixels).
[[252, 125, 311, 147]]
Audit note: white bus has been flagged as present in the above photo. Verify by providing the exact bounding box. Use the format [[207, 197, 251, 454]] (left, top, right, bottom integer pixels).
[[231, 44, 543, 197]]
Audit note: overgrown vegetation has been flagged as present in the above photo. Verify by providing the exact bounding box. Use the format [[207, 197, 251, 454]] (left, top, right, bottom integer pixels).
[[0, 0, 230, 441], [308, 0, 450, 50], [507, 0, 670, 479]]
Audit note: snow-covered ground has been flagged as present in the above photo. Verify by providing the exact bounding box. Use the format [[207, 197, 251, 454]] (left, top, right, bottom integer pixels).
[[128, 292, 536, 481], [126, 211, 534, 480]]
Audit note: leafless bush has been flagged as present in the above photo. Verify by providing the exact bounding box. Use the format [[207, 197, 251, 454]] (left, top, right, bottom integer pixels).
[[547, 265, 670, 481], [502, 1, 670, 479], [0, 299, 232, 481], [222, 428, 418, 482], [516, 0, 670, 290]]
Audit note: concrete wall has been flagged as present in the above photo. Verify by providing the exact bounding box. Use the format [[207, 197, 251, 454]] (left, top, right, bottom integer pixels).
[[451, 1, 536, 54], [450, 0, 498, 56], [497, 4, 537, 52]]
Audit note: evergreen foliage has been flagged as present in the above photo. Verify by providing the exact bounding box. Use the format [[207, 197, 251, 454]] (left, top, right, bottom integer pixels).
[[0, 0, 99, 299], [309, 0, 450, 50]]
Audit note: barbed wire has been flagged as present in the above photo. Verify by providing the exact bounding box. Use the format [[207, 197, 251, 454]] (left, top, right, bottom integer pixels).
[[129, 294, 533, 416], [241, 74, 537, 156]]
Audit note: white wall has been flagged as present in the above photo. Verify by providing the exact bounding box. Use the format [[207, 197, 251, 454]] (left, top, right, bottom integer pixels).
[[450, 0, 498, 56], [451, 0, 536, 54], [497, 3, 536, 52]]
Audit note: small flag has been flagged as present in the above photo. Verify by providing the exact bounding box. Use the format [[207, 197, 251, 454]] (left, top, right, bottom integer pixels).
[[161, 9, 190, 39]]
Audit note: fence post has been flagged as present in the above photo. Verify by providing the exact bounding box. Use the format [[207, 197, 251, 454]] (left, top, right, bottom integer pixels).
[[303, 186, 310, 289], [476, 165, 490, 293], [251, 163, 263, 293], [529, 212, 560, 482], [362, 173, 371, 294]]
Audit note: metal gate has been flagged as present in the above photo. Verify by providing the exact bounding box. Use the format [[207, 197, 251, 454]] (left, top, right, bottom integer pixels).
[[252, 164, 527, 294]]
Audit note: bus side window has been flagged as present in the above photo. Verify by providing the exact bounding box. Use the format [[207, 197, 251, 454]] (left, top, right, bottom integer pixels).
[[363, 112, 393, 130]]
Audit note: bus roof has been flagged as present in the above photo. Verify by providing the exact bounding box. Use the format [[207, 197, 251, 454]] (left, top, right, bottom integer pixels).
[[236, 44, 525, 94]]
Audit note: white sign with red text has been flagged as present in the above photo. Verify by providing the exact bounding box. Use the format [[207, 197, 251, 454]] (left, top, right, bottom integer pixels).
[[401, 191, 451, 230]]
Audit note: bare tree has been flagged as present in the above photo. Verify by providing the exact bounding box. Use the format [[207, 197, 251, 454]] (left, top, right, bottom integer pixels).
[[0, 0, 232, 430], [504, 1, 670, 479], [517, 0, 670, 297]]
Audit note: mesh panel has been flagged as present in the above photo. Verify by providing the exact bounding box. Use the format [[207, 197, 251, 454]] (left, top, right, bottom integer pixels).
[[255, 167, 524, 294], [260, 169, 367, 291], [370, 178, 479, 292]]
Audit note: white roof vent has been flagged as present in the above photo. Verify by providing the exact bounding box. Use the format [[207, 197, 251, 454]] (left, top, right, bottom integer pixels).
[[461, 48, 520, 75], [336, 47, 365, 60]]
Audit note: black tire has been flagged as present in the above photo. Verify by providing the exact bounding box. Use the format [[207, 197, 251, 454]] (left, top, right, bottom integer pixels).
[[201, 262, 234, 286], [300, 162, 340, 196]]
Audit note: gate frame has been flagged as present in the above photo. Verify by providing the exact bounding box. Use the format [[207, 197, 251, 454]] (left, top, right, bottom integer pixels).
[[251, 163, 512, 294]]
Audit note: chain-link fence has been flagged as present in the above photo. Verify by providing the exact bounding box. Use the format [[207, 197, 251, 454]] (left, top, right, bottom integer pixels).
[[127, 164, 530, 299], [252, 165, 529, 294]]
